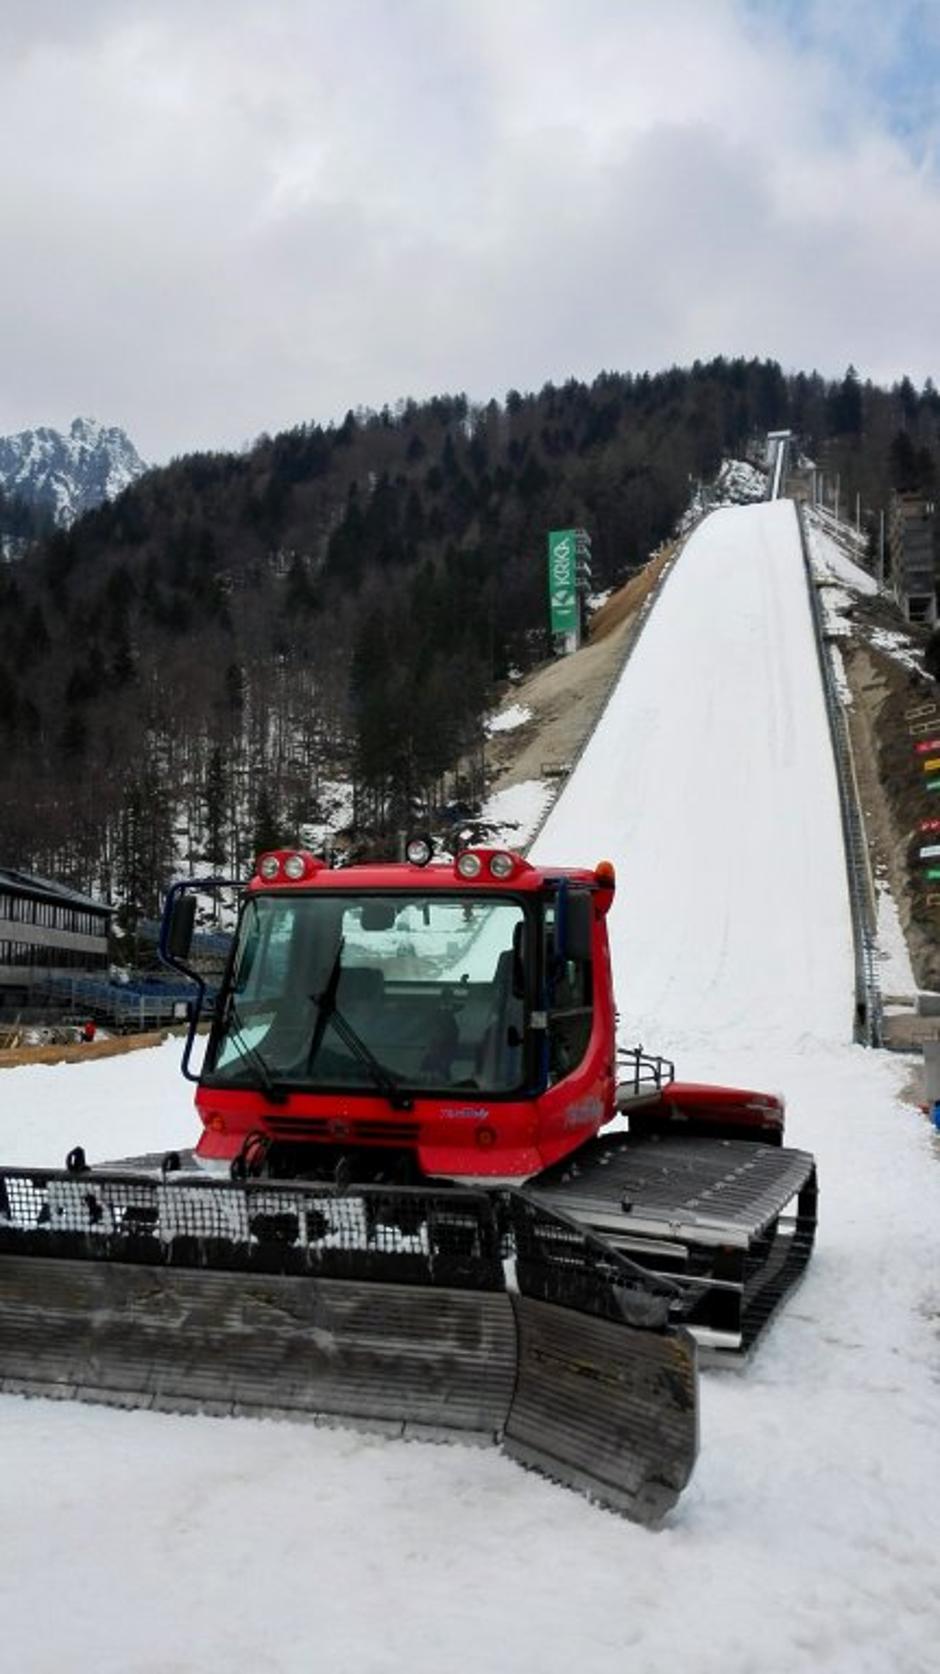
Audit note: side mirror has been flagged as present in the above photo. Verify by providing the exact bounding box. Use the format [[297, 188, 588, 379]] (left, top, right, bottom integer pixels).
[[564, 892, 593, 963], [166, 894, 197, 961]]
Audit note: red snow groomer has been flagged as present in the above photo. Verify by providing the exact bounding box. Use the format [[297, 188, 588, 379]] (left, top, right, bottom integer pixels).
[[0, 840, 817, 1524]]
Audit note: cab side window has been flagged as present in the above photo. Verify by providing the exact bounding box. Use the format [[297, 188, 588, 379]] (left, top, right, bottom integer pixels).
[[544, 902, 594, 1083]]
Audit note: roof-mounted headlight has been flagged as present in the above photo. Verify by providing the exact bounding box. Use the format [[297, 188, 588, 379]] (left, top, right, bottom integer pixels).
[[456, 851, 483, 879], [256, 849, 321, 883], [488, 852, 514, 879], [405, 833, 434, 867]]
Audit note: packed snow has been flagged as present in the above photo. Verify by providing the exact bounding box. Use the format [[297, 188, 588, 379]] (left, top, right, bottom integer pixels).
[[3, 500, 939, 1674]]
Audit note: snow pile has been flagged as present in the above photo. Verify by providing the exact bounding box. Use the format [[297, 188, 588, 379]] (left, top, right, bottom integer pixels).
[[484, 702, 533, 736], [678, 459, 766, 535], [479, 776, 553, 847], [712, 457, 767, 504], [867, 625, 924, 675], [805, 508, 927, 679], [874, 869, 917, 997]]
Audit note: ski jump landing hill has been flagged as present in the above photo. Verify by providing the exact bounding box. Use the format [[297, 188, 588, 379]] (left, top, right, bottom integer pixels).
[[532, 498, 856, 1057]]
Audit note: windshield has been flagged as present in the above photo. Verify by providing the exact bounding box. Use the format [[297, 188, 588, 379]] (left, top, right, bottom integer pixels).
[[207, 891, 527, 1095]]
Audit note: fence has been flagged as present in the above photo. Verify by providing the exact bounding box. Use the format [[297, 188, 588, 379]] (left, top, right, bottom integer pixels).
[[35, 973, 217, 1031]]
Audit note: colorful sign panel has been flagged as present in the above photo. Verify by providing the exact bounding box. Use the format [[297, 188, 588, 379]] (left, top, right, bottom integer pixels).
[[915, 739, 940, 754], [547, 530, 578, 636], [923, 758, 940, 773], [920, 845, 940, 859], [920, 818, 940, 833], [927, 779, 940, 792]]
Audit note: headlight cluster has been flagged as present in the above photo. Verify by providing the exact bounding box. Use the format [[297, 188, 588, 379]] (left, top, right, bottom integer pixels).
[[456, 849, 517, 880], [255, 850, 320, 882]]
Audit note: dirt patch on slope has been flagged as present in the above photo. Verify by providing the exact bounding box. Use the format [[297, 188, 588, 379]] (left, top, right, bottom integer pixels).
[[0, 1030, 173, 1071], [843, 639, 940, 993], [486, 546, 676, 792], [589, 548, 673, 642]]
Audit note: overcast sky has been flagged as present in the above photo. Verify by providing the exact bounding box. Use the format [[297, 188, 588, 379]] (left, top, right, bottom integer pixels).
[[3, 0, 939, 462]]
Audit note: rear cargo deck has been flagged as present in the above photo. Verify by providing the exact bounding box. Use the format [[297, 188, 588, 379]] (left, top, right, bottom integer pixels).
[[527, 1135, 818, 1354]]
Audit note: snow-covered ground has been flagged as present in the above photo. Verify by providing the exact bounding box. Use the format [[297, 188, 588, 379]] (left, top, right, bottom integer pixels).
[[534, 501, 855, 1054], [481, 774, 554, 847], [484, 701, 533, 735], [3, 501, 940, 1674], [804, 506, 926, 680], [875, 871, 918, 998]]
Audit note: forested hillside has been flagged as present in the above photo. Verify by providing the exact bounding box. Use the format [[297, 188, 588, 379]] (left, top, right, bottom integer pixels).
[[2, 357, 938, 924], [0, 485, 51, 555]]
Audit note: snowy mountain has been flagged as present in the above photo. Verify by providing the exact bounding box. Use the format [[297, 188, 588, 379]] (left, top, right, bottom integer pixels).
[[0, 416, 147, 526]]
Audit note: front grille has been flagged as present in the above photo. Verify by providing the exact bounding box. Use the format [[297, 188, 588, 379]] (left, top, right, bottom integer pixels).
[[264, 1116, 421, 1145]]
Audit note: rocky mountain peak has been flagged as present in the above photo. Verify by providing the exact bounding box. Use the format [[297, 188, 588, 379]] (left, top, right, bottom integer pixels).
[[0, 416, 148, 527]]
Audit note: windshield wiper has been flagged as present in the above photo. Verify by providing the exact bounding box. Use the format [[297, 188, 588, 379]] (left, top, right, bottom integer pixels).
[[307, 943, 413, 1111], [221, 995, 288, 1105], [306, 938, 345, 1074], [321, 1006, 414, 1112]]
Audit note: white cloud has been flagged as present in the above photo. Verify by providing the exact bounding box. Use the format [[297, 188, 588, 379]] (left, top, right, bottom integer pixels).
[[1, 0, 938, 459]]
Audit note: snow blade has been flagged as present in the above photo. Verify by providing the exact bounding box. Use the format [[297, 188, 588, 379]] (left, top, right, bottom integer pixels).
[[505, 1297, 697, 1523], [503, 1189, 697, 1520], [0, 1166, 697, 1523], [0, 1254, 519, 1437]]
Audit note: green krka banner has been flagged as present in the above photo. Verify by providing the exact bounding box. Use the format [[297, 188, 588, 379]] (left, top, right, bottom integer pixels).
[[548, 529, 578, 634]]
